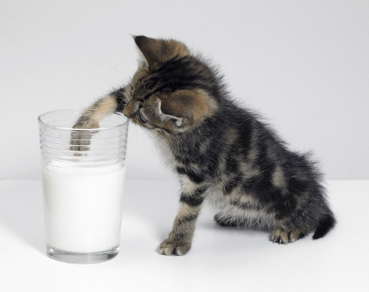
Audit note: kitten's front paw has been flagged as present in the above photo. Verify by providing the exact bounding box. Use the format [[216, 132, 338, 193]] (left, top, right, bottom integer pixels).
[[158, 239, 191, 256], [69, 121, 99, 155], [69, 130, 92, 154]]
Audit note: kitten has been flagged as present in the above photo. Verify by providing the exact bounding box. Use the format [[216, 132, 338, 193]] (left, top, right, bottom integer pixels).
[[71, 36, 336, 256]]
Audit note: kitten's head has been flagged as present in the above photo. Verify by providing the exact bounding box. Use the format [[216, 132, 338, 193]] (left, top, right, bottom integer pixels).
[[123, 36, 219, 135]]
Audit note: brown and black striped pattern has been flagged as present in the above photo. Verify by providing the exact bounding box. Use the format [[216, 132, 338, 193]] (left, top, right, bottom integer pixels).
[[73, 36, 336, 255]]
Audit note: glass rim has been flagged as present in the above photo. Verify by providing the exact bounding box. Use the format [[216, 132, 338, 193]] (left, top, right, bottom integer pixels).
[[38, 109, 129, 131]]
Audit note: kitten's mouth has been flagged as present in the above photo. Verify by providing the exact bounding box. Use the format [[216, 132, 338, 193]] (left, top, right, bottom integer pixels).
[[126, 115, 149, 128]]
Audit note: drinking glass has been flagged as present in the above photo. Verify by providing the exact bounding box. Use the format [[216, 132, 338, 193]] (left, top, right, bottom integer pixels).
[[38, 109, 129, 264]]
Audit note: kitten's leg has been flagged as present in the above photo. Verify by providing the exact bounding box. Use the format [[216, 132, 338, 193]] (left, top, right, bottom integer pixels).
[[158, 184, 208, 256], [70, 87, 130, 153], [214, 212, 238, 227]]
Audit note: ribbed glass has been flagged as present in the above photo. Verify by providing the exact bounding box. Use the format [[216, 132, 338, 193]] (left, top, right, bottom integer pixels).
[[38, 109, 129, 264]]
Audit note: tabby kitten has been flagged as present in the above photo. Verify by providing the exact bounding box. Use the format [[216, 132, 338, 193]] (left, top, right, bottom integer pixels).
[[71, 36, 336, 256]]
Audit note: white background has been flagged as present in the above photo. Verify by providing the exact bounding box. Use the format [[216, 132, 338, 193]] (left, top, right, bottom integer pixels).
[[1, 0, 368, 180], [1, 180, 368, 292]]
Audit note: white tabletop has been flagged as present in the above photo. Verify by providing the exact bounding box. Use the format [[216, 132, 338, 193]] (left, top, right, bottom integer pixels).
[[1, 180, 368, 292]]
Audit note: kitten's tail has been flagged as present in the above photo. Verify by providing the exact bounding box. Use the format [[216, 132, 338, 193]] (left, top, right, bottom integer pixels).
[[312, 213, 336, 240]]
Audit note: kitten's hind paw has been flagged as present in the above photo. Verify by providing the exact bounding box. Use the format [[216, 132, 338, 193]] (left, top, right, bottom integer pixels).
[[270, 227, 306, 244], [158, 239, 191, 256]]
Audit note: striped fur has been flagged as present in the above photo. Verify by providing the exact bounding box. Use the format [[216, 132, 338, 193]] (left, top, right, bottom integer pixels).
[[73, 36, 336, 255]]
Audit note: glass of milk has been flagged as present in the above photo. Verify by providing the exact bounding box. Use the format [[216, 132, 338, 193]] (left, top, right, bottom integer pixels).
[[38, 109, 129, 264]]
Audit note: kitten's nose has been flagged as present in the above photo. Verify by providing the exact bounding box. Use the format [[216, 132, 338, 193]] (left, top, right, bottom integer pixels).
[[123, 104, 133, 118]]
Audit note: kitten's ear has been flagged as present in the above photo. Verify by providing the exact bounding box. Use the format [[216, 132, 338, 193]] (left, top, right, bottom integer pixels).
[[156, 99, 184, 127], [133, 35, 189, 69], [157, 89, 218, 128]]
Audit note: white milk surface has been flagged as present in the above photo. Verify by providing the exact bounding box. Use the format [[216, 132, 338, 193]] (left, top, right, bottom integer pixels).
[[42, 161, 126, 253]]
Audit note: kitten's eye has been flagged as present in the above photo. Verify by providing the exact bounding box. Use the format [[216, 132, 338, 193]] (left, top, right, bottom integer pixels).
[[138, 108, 148, 123]]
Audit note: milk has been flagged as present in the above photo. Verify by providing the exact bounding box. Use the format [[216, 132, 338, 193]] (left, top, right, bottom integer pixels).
[[42, 161, 126, 253]]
